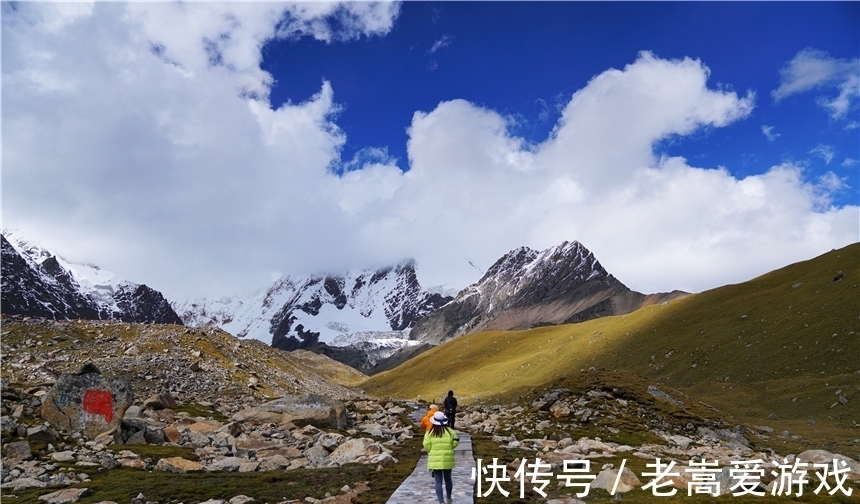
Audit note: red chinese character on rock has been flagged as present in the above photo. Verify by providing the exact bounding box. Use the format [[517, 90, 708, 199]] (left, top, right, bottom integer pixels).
[[83, 389, 114, 423]]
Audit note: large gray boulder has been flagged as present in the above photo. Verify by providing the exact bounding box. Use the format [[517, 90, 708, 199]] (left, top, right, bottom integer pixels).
[[797, 450, 860, 480], [233, 394, 347, 430], [326, 437, 396, 466], [40, 363, 134, 439]]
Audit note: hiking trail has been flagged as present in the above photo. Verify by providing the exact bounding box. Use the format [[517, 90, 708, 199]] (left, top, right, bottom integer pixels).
[[385, 406, 476, 504]]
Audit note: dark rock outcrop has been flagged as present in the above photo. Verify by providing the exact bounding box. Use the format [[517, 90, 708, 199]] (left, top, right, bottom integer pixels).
[[113, 283, 183, 325]]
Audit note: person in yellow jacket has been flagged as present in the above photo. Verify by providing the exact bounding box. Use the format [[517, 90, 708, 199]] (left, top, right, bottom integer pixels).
[[419, 404, 439, 431], [423, 411, 459, 504]]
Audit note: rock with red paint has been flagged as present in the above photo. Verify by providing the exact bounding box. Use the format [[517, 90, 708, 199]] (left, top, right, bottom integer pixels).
[[40, 363, 133, 439]]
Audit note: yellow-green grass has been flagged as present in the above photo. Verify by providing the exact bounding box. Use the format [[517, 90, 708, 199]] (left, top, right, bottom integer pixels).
[[361, 243, 860, 455], [289, 349, 368, 387]]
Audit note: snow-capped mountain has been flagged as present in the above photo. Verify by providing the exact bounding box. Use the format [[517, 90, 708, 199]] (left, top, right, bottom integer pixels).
[[172, 260, 452, 371], [1, 231, 182, 325], [4, 229, 688, 374], [409, 240, 688, 344]]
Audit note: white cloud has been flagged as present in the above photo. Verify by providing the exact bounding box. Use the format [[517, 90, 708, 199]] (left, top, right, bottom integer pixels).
[[3, 8, 857, 301], [810, 144, 836, 165], [427, 34, 453, 55], [815, 171, 846, 195], [273, 2, 401, 43], [772, 48, 860, 122], [761, 125, 779, 141], [842, 158, 858, 168]]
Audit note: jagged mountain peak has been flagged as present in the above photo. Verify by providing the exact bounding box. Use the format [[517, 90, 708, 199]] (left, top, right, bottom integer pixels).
[[460, 240, 615, 309], [1, 231, 182, 325], [266, 261, 450, 342], [480, 240, 609, 290], [409, 240, 683, 344]]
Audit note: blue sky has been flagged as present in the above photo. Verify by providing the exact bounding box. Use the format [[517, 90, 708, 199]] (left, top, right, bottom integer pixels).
[[263, 2, 859, 203], [3, 2, 858, 299]]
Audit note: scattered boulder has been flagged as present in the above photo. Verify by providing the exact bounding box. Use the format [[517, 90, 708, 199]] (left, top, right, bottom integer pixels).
[[1, 415, 18, 436], [94, 427, 122, 446], [155, 457, 204, 473], [591, 465, 641, 493], [549, 403, 571, 418], [50, 451, 76, 462], [303, 444, 330, 467], [647, 385, 685, 408], [3, 440, 33, 462], [27, 425, 58, 443], [125, 430, 147, 445], [234, 394, 347, 430], [327, 437, 396, 466], [797, 450, 860, 480], [37, 488, 91, 503], [208, 456, 245, 472], [40, 363, 133, 439], [0, 477, 48, 490], [142, 392, 177, 411], [163, 425, 182, 444], [231, 407, 282, 424]]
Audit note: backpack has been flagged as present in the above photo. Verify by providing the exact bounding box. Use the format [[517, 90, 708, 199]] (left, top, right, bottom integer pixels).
[[443, 395, 457, 414]]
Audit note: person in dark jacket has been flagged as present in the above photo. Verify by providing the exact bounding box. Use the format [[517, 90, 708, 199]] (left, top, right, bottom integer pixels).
[[423, 411, 459, 504], [443, 390, 458, 429]]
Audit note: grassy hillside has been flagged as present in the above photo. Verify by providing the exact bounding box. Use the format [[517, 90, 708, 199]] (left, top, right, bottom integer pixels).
[[361, 243, 859, 454]]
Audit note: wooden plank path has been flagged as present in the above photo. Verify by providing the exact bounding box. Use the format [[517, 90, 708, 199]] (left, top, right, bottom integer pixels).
[[386, 407, 476, 504]]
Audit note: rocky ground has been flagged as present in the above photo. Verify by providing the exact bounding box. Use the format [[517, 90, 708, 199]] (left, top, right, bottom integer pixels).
[[0, 316, 365, 405], [457, 386, 860, 500], [1, 316, 858, 503], [1, 375, 412, 501]]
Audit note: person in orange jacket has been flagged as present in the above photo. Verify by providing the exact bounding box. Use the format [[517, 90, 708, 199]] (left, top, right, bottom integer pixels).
[[419, 404, 439, 431]]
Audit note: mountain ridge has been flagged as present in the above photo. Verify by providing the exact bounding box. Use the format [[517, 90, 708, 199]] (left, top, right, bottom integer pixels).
[[172, 260, 453, 372], [1, 233, 182, 325], [408, 240, 688, 345]]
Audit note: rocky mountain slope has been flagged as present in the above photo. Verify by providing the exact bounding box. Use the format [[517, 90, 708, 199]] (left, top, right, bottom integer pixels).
[[173, 261, 451, 372], [1, 233, 182, 325], [0, 316, 365, 406], [409, 240, 687, 345]]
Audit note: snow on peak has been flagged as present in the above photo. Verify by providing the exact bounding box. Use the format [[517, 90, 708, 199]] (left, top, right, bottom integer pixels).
[[2, 228, 131, 309], [175, 260, 452, 348]]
